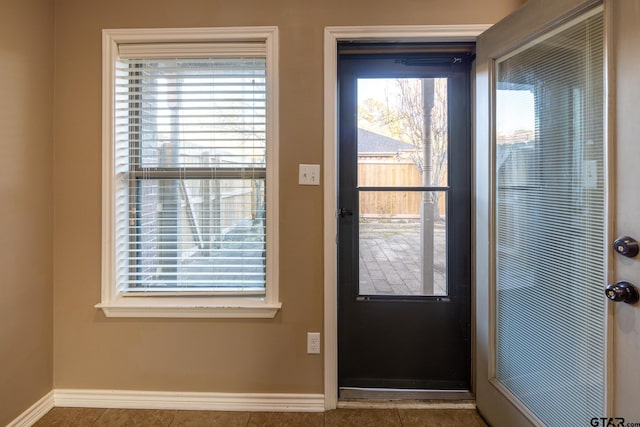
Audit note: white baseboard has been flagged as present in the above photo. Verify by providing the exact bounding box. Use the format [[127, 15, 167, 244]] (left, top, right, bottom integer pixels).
[[7, 391, 55, 427], [53, 389, 325, 412]]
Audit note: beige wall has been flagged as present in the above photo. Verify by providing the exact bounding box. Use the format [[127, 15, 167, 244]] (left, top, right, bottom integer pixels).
[[53, 0, 523, 393], [0, 0, 54, 424]]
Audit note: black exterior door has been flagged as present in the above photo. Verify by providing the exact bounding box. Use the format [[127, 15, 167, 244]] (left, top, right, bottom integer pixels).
[[338, 46, 472, 392]]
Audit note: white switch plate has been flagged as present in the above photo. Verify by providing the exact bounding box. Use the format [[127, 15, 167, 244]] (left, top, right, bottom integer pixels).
[[299, 164, 320, 186]]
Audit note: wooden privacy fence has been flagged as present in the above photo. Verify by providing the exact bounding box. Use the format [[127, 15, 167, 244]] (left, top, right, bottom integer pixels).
[[358, 157, 446, 218]]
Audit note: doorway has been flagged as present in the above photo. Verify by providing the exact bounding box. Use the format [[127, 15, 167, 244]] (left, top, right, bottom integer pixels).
[[337, 46, 472, 396]]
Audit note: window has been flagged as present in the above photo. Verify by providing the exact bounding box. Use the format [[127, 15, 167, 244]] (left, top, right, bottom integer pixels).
[[99, 27, 280, 318]]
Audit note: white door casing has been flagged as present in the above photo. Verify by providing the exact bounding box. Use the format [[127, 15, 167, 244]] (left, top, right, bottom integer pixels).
[[323, 25, 490, 410]]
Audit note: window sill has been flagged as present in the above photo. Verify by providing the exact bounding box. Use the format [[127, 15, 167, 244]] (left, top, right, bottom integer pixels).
[[96, 298, 282, 318]]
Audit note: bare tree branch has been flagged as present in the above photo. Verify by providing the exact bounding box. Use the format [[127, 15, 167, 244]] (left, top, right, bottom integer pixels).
[[359, 78, 448, 219]]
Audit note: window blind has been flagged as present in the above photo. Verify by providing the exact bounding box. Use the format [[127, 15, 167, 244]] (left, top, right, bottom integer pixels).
[[494, 7, 606, 425], [114, 54, 267, 294]]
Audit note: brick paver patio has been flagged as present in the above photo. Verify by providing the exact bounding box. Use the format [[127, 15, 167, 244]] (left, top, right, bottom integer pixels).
[[358, 219, 446, 296]]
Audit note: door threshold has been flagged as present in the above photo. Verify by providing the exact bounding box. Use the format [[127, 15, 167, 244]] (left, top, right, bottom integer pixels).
[[338, 387, 474, 409], [338, 400, 476, 410]]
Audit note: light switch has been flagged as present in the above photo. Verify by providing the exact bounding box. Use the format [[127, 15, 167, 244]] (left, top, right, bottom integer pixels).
[[299, 164, 320, 185]]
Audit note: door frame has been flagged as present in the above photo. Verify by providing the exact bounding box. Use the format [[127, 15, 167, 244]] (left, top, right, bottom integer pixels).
[[323, 25, 490, 410]]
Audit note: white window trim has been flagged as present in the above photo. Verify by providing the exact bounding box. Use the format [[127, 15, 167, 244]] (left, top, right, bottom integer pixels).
[[98, 27, 280, 318]]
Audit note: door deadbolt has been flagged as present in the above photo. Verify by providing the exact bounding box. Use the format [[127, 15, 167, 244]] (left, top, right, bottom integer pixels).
[[613, 236, 639, 258], [605, 281, 640, 304]]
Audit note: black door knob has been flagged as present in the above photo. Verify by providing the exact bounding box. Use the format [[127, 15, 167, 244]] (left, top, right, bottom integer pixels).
[[613, 236, 639, 258], [605, 281, 639, 304]]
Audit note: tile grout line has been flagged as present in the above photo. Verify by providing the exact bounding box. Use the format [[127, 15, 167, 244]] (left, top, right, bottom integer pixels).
[[167, 409, 177, 427], [90, 407, 108, 427]]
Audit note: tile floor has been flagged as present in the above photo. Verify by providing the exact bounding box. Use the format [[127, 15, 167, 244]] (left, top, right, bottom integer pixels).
[[34, 407, 489, 426]]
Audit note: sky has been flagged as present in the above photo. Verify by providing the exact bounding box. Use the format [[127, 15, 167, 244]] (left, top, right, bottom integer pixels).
[[357, 78, 536, 135], [496, 89, 535, 134]]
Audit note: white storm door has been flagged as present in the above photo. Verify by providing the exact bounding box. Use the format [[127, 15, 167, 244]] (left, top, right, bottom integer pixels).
[[473, 0, 635, 426]]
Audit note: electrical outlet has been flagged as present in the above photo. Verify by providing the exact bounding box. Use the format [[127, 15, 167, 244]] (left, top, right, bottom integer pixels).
[[307, 332, 321, 354]]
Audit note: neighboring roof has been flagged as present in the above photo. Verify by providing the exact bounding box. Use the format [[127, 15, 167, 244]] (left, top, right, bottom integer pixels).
[[358, 128, 415, 154], [496, 141, 534, 171]]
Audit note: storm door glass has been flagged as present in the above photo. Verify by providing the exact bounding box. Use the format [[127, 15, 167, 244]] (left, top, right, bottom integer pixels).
[[357, 78, 448, 296]]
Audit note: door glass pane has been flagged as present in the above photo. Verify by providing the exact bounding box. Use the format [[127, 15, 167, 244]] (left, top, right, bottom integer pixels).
[[358, 191, 446, 296], [357, 78, 448, 187], [495, 8, 605, 425], [357, 77, 449, 297]]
